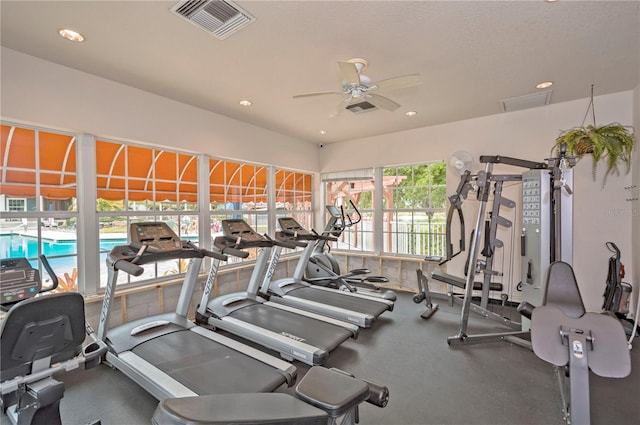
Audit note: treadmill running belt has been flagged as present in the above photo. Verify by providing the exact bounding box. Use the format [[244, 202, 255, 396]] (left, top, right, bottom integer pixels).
[[290, 287, 390, 316], [132, 330, 286, 394], [230, 304, 352, 352]]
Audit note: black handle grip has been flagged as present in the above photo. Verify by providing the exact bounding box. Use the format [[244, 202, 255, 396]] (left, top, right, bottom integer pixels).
[[223, 247, 250, 259], [200, 249, 229, 261], [38, 254, 59, 291], [114, 260, 144, 276], [363, 379, 390, 408], [274, 239, 298, 249]]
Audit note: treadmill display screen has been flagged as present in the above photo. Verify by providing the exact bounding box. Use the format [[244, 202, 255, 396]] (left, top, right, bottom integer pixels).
[[130, 222, 181, 252]]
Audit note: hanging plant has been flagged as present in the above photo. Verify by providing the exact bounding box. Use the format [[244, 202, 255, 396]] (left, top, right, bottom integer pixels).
[[552, 85, 635, 185]]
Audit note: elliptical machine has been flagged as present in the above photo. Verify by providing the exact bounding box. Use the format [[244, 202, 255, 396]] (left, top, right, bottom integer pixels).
[[306, 201, 396, 301]]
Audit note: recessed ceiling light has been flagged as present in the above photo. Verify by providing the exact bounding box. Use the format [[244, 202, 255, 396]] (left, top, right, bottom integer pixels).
[[319, 130, 327, 135], [405, 111, 417, 116], [59, 28, 85, 42], [536, 81, 553, 89], [239, 100, 252, 107]]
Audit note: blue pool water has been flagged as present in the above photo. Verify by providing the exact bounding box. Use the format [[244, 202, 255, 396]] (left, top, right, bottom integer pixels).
[[1, 234, 125, 260]]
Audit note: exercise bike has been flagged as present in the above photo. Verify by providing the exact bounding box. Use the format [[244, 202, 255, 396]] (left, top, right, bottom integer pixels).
[[1, 256, 107, 425]]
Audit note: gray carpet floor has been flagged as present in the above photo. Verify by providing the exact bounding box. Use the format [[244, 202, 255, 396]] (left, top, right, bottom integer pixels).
[[21, 292, 640, 424]]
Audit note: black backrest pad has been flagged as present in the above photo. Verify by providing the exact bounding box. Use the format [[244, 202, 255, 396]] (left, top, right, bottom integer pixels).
[[543, 261, 585, 319], [1, 292, 86, 381]]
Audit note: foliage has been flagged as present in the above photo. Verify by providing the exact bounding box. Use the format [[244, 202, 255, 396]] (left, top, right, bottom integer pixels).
[[97, 198, 123, 211], [553, 123, 635, 185], [383, 162, 447, 209]]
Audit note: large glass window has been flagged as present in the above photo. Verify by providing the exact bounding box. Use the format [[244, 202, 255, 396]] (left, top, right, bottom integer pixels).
[[210, 159, 269, 262], [96, 139, 200, 286], [1, 124, 79, 291], [324, 179, 374, 252], [323, 162, 447, 256], [2, 122, 316, 295], [383, 162, 447, 256], [275, 169, 313, 230]]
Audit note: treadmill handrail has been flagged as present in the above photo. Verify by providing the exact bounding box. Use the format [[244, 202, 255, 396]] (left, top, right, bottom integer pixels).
[[108, 241, 228, 273]]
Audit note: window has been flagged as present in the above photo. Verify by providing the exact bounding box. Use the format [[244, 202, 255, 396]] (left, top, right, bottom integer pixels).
[[210, 159, 269, 262], [1, 124, 79, 291], [275, 169, 313, 230], [6, 198, 25, 212], [2, 121, 316, 295], [382, 162, 447, 256], [96, 139, 200, 286], [322, 162, 446, 257], [324, 179, 374, 252]]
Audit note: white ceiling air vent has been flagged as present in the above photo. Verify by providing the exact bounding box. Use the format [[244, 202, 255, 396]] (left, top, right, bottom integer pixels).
[[346, 101, 378, 114], [500, 90, 552, 112], [171, 0, 255, 40]]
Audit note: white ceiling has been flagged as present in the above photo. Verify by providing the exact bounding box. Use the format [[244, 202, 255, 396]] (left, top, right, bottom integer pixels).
[[1, 1, 639, 145]]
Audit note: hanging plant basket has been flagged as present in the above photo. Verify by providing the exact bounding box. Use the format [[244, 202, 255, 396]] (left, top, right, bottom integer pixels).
[[552, 86, 636, 185]]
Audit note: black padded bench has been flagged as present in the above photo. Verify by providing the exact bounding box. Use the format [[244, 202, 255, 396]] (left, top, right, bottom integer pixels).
[[152, 366, 381, 425], [431, 271, 503, 292]]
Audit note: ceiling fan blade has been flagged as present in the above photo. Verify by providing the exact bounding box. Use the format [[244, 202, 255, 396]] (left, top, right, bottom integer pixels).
[[373, 74, 422, 92], [329, 96, 354, 118], [338, 61, 360, 87], [293, 91, 340, 99], [365, 93, 401, 111]]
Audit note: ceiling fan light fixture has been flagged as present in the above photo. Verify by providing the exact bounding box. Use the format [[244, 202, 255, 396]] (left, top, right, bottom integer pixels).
[[346, 58, 368, 73]]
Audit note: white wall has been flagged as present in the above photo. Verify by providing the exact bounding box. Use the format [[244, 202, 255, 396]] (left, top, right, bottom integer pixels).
[[319, 91, 635, 311], [0, 47, 319, 171]]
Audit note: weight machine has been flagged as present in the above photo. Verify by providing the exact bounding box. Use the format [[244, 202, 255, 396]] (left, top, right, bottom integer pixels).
[[419, 153, 574, 346]]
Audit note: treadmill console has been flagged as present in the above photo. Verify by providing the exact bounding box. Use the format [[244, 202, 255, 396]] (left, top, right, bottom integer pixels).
[[0, 258, 41, 306], [221, 219, 264, 243], [130, 222, 182, 253], [278, 217, 311, 236]]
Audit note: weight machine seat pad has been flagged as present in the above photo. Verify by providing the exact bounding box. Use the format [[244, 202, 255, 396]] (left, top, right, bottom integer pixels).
[[430, 272, 502, 292], [531, 306, 631, 378], [1, 292, 86, 382], [295, 366, 369, 417], [543, 261, 586, 319], [153, 393, 328, 425]]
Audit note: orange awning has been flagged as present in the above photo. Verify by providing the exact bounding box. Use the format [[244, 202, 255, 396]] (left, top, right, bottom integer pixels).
[[1, 124, 312, 204]]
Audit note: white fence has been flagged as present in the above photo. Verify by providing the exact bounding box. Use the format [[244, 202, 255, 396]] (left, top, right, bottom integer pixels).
[[339, 219, 446, 256]]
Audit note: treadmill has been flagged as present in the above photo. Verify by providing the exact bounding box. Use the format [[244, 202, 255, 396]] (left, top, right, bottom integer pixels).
[[97, 222, 297, 401], [195, 219, 358, 366], [260, 217, 394, 328]]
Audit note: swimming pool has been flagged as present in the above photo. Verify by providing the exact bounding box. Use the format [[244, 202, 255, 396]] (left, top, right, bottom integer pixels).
[[1, 233, 125, 260], [1, 233, 200, 289]]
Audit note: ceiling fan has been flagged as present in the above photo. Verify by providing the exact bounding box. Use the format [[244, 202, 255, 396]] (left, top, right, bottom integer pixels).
[[293, 58, 421, 115]]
